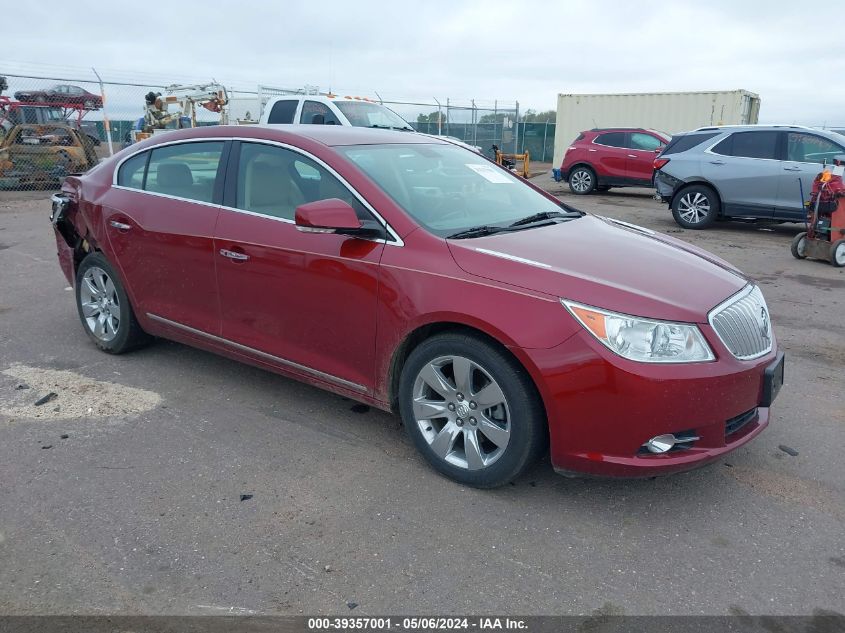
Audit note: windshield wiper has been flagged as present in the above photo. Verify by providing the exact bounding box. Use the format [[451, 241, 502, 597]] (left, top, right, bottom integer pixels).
[[447, 221, 559, 239], [508, 211, 581, 227], [370, 124, 414, 131]]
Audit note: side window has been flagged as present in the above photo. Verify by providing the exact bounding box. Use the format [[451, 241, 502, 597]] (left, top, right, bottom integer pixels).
[[236, 142, 369, 221], [787, 133, 844, 164], [267, 100, 298, 124], [117, 152, 147, 189], [300, 101, 340, 125], [594, 132, 626, 148], [629, 133, 663, 151], [144, 141, 224, 202], [713, 131, 778, 159]]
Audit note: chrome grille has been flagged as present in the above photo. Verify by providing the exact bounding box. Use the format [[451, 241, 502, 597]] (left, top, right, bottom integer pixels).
[[709, 285, 773, 360]]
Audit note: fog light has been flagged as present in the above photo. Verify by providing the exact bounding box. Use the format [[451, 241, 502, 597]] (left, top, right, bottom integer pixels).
[[644, 434, 677, 454]]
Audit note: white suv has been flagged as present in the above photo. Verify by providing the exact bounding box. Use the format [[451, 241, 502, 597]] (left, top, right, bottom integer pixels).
[[259, 95, 413, 131]]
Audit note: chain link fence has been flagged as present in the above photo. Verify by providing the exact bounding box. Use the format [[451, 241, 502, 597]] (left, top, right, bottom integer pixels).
[[0, 65, 542, 191]]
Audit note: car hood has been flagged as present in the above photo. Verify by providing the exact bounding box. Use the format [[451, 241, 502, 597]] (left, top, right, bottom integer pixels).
[[446, 215, 748, 323]]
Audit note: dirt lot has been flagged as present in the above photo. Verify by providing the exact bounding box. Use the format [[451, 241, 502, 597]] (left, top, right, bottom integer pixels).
[[0, 180, 843, 617]]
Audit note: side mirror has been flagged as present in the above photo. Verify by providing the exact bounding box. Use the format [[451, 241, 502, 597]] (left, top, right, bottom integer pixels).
[[295, 198, 385, 239], [834, 154, 845, 167]]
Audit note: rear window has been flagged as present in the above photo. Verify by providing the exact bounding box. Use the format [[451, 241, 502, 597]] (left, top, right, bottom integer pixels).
[[117, 152, 147, 189], [267, 99, 298, 124], [661, 132, 719, 155], [594, 132, 626, 148], [712, 131, 779, 160]]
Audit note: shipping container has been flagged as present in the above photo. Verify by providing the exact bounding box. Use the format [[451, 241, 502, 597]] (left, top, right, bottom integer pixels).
[[552, 90, 760, 166]]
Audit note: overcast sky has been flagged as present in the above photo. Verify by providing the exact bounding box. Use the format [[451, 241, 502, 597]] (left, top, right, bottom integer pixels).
[[4, 0, 845, 125]]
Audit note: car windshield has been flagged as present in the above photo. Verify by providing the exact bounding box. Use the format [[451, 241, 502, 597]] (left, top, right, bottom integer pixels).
[[339, 143, 578, 237], [332, 101, 413, 130]]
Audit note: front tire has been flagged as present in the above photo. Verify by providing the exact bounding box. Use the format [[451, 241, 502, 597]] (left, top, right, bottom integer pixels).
[[75, 252, 150, 353], [398, 333, 546, 488], [791, 232, 808, 259], [568, 166, 596, 195], [672, 185, 719, 229]]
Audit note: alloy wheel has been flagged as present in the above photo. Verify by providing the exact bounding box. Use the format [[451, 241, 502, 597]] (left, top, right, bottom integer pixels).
[[411, 355, 511, 470], [570, 170, 593, 193], [79, 266, 121, 342], [678, 192, 711, 224]]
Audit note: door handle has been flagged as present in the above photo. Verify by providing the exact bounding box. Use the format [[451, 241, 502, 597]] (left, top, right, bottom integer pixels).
[[587, 149, 597, 152], [783, 166, 802, 171], [109, 219, 131, 231], [627, 154, 638, 158], [219, 248, 249, 261], [709, 160, 725, 165]]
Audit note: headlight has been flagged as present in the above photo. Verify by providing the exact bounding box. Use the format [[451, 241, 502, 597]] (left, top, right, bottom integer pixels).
[[561, 299, 714, 363]]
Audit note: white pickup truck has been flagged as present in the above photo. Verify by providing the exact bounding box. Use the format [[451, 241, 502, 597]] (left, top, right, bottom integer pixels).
[[259, 95, 414, 131], [258, 94, 482, 153]]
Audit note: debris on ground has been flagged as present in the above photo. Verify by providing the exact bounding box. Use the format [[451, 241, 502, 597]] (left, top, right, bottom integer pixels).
[[778, 444, 799, 457], [41, 444, 52, 450], [60, 434, 69, 439], [347, 602, 358, 610], [15, 383, 29, 390], [34, 392, 58, 406], [1, 364, 161, 421], [240, 494, 253, 502]]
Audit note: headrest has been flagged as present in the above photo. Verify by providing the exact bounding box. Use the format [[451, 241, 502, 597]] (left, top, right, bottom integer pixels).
[[156, 162, 193, 188]]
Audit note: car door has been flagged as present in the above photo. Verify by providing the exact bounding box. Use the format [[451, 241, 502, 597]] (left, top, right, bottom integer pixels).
[[214, 141, 385, 392], [626, 132, 666, 184], [299, 100, 341, 125], [777, 131, 845, 220], [590, 131, 629, 181], [103, 140, 228, 335], [701, 131, 781, 218]]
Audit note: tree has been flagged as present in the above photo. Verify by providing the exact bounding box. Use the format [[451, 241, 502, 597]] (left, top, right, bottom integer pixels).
[[522, 109, 556, 123], [417, 111, 443, 124]]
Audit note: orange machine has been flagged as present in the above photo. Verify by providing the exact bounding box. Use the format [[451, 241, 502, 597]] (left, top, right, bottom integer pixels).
[[791, 165, 845, 266]]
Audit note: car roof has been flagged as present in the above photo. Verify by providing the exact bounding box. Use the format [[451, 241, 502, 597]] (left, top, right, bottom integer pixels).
[[125, 124, 446, 149]]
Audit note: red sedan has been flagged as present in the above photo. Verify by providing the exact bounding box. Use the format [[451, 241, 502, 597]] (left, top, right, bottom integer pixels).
[[49, 126, 784, 487]]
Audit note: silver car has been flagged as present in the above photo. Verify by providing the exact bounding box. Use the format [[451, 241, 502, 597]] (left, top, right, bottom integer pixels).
[[654, 125, 845, 229]]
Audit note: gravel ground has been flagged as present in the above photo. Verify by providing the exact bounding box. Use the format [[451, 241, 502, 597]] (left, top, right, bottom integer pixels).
[[0, 181, 842, 617]]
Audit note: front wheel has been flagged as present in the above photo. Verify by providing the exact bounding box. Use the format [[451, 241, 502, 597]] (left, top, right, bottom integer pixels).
[[398, 333, 546, 488], [568, 166, 596, 195], [76, 252, 150, 353], [831, 239, 845, 267], [672, 185, 719, 229], [791, 232, 808, 259]]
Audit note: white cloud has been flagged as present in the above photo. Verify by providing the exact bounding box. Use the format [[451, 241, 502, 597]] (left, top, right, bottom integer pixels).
[[3, 0, 844, 125]]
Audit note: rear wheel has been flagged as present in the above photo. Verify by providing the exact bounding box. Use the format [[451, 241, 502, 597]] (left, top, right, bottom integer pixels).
[[831, 239, 845, 267], [672, 185, 719, 229], [75, 252, 150, 353], [568, 166, 596, 195], [791, 232, 808, 259], [398, 333, 546, 488]]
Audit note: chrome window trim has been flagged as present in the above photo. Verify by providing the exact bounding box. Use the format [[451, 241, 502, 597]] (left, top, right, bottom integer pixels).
[[111, 136, 404, 247], [146, 313, 367, 393], [707, 284, 774, 361]]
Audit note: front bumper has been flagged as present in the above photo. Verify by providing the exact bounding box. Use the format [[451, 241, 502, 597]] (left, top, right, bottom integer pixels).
[[523, 329, 781, 478]]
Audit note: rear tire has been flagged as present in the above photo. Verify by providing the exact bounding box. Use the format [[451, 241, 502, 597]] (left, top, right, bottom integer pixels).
[[831, 239, 845, 267], [75, 252, 150, 354], [672, 185, 719, 229], [568, 166, 596, 195], [791, 232, 808, 259], [398, 333, 546, 488]]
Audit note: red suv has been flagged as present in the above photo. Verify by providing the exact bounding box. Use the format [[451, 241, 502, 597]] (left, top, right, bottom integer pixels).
[[561, 128, 669, 195]]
